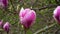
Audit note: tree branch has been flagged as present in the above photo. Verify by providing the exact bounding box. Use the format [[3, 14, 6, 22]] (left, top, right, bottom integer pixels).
[[31, 4, 59, 11], [33, 23, 57, 34]]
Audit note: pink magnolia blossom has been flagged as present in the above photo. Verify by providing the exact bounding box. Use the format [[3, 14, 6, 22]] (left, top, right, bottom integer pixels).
[[0, 0, 8, 8], [3, 22, 10, 32], [53, 6, 60, 24], [19, 7, 36, 29]]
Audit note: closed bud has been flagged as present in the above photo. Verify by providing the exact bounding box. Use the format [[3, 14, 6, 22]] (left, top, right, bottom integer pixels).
[[19, 7, 36, 29], [3, 22, 10, 32], [0, 0, 8, 8], [53, 6, 60, 24]]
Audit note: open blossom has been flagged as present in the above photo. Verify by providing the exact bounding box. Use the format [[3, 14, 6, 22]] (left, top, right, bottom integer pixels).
[[0, 0, 8, 8], [53, 6, 60, 24], [3, 22, 10, 32], [19, 7, 36, 29]]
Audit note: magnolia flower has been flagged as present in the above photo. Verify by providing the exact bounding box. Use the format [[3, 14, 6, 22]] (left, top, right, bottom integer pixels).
[[3, 22, 10, 32], [0, 20, 3, 27], [0, 0, 8, 8], [53, 6, 60, 24], [19, 7, 36, 29]]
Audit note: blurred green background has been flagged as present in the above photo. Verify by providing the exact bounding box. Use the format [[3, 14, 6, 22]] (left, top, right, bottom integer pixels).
[[0, 0, 60, 34]]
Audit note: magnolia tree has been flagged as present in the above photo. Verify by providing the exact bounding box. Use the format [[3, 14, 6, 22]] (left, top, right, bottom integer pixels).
[[0, 0, 60, 34]]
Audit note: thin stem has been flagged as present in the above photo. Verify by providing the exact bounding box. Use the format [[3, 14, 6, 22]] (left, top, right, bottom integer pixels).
[[24, 29, 27, 34], [31, 4, 59, 11], [18, 22, 20, 34], [30, 28, 35, 33], [7, 32, 9, 34], [18, 22, 22, 34]]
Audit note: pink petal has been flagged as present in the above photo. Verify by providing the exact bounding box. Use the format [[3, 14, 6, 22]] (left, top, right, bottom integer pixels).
[[53, 6, 60, 15], [19, 7, 24, 17], [53, 6, 60, 24], [19, 8, 31, 18], [3, 22, 10, 32], [22, 10, 36, 28]]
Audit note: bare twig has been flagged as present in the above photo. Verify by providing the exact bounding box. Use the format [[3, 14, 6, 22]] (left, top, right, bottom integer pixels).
[[7, 32, 9, 34], [31, 4, 59, 11], [24, 30, 27, 34], [33, 23, 57, 34]]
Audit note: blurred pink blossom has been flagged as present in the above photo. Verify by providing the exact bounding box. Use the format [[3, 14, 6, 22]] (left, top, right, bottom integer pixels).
[[3, 22, 10, 32], [53, 6, 60, 24], [19, 7, 36, 29], [0, 0, 8, 8]]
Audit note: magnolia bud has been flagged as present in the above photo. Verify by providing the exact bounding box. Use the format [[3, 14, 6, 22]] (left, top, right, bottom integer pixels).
[[19, 7, 36, 29], [3, 22, 10, 32], [53, 6, 60, 24]]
